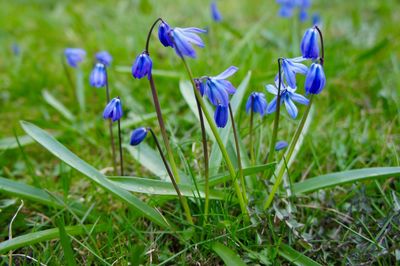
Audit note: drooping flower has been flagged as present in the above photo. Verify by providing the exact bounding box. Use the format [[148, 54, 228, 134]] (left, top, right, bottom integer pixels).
[[158, 21, 173, 47], [275, 140, 289, 151], [203, 66, 238, 106], [214, 104, 228, 128], [281, 57, 308, 89], [103, 97, 123, 122], [90, 63, 107, 88], [211, 2, 222, 22], [130, 127, 148, 146], [64, 48, 86, 67], [132, 52, 152, 79], [305, 63, 326, 94], [245, 92, 268, 117], [300, 27, 319, 59], [169, 27, 207, 58], [266, 80, 309, 119], [96, 51, 112, 66]]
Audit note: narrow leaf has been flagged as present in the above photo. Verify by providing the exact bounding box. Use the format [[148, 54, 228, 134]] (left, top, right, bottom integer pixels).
[[278, 243, 321, 266], [211, 242, 247, 266], [42, 90, 76, 122], [57, 216, 77, 266], [0, 135, 35, 150]]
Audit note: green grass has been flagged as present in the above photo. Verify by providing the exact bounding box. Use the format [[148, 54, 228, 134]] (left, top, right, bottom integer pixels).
[[1, 0, 400, 264]]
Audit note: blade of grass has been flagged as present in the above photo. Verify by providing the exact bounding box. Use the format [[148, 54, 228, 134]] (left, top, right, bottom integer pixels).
[[278, 243, 321, 266], [20, 121, 172, 229], [42, 90, 76, 122], [0, 135, 35, 150], [211, 242, 246, 266], [57, 216, 77, 266]]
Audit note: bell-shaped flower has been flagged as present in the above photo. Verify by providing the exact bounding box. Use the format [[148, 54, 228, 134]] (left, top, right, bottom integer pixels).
[[158, 21, 174, 47], [301, 27, 319, 59], [96, 51, 113, 66], [203, 66, 238, 107], [103, 97, 123, 122], [281, 57, 308, 89], [305, 63, 326, 94], [245, 92, 268, 117], [170, 27, 207, 58], [275, 140, 288, 151], [130, 127, 148, 146], [132, 52, 152, 79], [90, 63, 107, 88], [64, 48, 86, 68], [211, 2, 222, 22], [214, 104, 228, 128], [266, 80, 309, 119]]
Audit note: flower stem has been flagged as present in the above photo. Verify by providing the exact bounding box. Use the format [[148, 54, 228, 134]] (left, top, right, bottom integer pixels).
[[179, 56, 248, 219], [117, 119, 124, 176], [266, 58, 283, 164], [105, 68, 118, 175], [195, 98, 210, 225], [249, 98, 255, 165], [149, 128, 193, 224], [228, 103, 248, 204]]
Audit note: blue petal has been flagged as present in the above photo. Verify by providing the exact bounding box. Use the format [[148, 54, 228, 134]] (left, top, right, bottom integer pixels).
[[213, 66, 238, 80], [275, 140, 288, 151], [290, 92, 309, 105], [130, 127, 148, 146], [266, 84, 278, 95], [214, 105, 228, 128], [172, 29, 197, 58], [267, 97, 278, 114], [284, 97, 298, 119], [205, 80, 229, 106]]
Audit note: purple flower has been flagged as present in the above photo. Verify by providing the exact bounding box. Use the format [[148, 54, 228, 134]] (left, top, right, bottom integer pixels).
[[130, 127, 148, 146], [158, 21, 173, 47], [300, 27, 319, 59], [90, 63, 107, 88], [132, 52, 152, 79], [305, 63, 326, 94], [266, 80, 309, 119], [281, 57, 308, 88], [245, 92, 268, 117], [214, 104, 228, 128], [203, 66, 238, 106], [170, 27, 207, 58], [275, 141, 288, 151], [211, 2, 222, 22], [103, 97, 123, 122], [64, 48, 86, 67], [96, 51, 112, 66]]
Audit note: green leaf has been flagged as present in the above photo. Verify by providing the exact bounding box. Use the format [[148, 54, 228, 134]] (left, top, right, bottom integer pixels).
[[278, 243, 321, 266], [0, 135, 35, 150], [0, 177, 88, 217], [20, 121, 172, 229], [211, 242, 247, 266], [0, 224, 106, 255], [293, 167, 400, 195], [109, 176, 224, 199], [57, 216, 77, 266], [42, 90, 76, 122]]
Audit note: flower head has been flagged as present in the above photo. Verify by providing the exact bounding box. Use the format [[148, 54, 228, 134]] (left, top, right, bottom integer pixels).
[[281, 57, 308, 88], [90, 63, 107, 88], [64, 48, 86, 67], [300, 27, 319, 59], [96, 51, 112, 66], [277, 0, 311, 20], [214, 104, 228, 128], [245, 92, 268, 116], [275, 140, 288, 151], [169, 27, 207, 58], [132, 52, 152, 79], [305, 63, 326, 94], [103, 97, 123, 122], [130, 127, 148, 146], [211, 2, 222, 22], [158, 21, 173, 47], [203, 66, 238, 106], [266, 79, 309, 119]]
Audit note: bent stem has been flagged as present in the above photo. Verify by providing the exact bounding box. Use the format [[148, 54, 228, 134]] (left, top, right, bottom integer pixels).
[[179, 56, 248, 219], [228, 104, 248, 204], [195, 98, 210, 225], [105, 68, 117, 175], [149, 128, 193, 225]]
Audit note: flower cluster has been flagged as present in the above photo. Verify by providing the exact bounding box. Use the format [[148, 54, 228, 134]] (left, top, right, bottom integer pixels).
[[277, 0, 311, 22], [90, 51, 113, 88]]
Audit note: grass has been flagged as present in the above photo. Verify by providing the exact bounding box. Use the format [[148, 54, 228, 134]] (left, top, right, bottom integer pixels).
[[0, 0, 400, 264]]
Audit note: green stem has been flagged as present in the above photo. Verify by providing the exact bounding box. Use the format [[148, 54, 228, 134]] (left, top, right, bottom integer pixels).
[[264, 96, 314, 210], [249, 99, 255, 165], [266, 58, 283, 164], [179, 57, 248, 218], [75, 68, 85, 114], [228, 104, 248, 204], [117, 119, 124, 176]]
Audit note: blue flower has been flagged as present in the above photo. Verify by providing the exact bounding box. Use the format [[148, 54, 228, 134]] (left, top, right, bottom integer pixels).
[[158, 21, 173, 47], [203, 66, 238, 106], [276, 0, 312, 20], [103, 97, 123, 122], [132, 52, 152, 79], [64, 48, 86, 67], [130, 127, 148, 146], [245, 92, 268, 117], [214, 104, 228, 128], [266, 80, 309, 119], [211, 2, 222, 22], [90, 63, 107, 88], [301, 27, 319, 59], [170, 27, 207, 58], [275, 140, 288, 151], [305, 63, 326, 94], [281, 57, 308, 88], [194, 78, 206, 96], [96, 51, 112, 66], [312, 13, 321, 26]]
